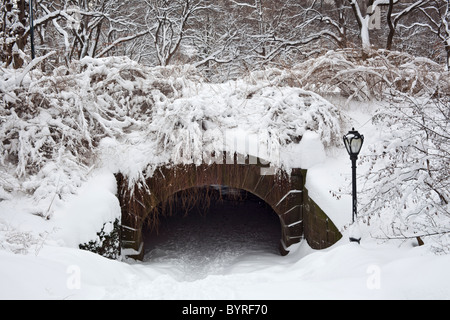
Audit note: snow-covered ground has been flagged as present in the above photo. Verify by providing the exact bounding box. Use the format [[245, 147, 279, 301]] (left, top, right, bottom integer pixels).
[[2, 229, 450, 300]]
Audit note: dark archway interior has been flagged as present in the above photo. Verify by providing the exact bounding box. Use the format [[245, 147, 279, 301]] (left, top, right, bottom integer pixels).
[[142, 186, 282, 275]]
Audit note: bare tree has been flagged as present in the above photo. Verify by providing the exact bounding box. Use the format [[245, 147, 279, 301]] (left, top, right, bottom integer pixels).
[[346, 0, 390, 54], [143, 0, 214, 67], [386, 0, 427, 50], [190, 12, 239, 69], [229, 0, 274, 59], [226, 0, 340, 67], [36, 0, 146, 63], [414, 0, 450, 69], [0, 0, 149, 68], [326, 0, 351, 49]]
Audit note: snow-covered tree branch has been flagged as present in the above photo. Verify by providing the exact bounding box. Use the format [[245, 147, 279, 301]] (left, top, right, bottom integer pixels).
[[143, 0, 215, 67], [361, 87, 450, 253]]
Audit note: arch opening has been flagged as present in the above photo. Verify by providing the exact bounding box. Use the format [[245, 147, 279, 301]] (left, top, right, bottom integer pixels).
[[141, 185, 283, 278]]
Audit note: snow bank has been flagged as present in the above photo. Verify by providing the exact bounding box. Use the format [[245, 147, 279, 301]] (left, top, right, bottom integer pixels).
[[294, 131, 326, 169], [51, 171, 121, 248], [1, 240, 450, 300]]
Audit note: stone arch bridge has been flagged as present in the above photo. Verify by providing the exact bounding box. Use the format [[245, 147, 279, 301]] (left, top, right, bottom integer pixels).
[[116, 152, 342, 260]]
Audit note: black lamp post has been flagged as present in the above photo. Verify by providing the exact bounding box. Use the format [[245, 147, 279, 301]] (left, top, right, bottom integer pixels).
[[343, 128, 364, 243]]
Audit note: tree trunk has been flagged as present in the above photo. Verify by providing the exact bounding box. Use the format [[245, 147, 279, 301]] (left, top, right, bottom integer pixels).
[[386, 0, 395, 50], [349, 0, 371, 58]]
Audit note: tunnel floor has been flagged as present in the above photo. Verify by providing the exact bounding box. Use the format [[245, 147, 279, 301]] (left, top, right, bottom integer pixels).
[[142, 187, 282, 281]]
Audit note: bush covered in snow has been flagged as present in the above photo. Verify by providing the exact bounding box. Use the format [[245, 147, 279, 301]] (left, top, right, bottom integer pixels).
[[251, 49, 450, 103], [79, 219, 120, 260], [360, 93, 450, 253], [0, 219, 43, 255]]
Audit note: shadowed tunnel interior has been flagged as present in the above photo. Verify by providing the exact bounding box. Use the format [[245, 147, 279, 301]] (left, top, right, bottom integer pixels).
[[141, 186, 282, 278]]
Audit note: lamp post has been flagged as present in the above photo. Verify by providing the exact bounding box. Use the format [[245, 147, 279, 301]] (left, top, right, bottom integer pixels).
[[343, 128, 364, 243]]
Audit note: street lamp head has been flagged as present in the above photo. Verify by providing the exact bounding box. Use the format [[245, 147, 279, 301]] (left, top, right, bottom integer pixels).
[[343, 128, 364, 159]]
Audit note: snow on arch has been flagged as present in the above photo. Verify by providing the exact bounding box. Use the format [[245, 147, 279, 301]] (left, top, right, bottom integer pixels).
[[87, 57, 343, 187]]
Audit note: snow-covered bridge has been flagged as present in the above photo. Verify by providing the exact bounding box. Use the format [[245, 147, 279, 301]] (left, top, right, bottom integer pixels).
[[66, 58, 346, 260], [116, 152, 341, 260]]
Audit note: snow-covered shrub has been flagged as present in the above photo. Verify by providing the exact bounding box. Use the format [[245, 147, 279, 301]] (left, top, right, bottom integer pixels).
[[0, 219, 45, 255], [251, 49, 450, 103], [1, 55, 344, 201], [360, 93, 450, 253], [79, 219, 121, 260], [0, 57, 199, 213]]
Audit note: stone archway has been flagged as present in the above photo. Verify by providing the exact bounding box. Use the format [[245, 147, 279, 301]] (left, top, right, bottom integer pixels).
[[116, 153, 341, 260]]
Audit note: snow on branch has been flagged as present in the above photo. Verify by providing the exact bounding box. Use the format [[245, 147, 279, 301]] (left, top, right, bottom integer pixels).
[[97, 30, 150, 58], [360, 93, 450, 253], [263, 49, 449, 102]]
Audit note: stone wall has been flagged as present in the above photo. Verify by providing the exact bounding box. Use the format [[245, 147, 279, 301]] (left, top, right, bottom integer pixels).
[[302, 170, 342, 249]]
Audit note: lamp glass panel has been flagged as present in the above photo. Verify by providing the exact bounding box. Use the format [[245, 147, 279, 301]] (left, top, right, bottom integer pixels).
[[350, 137, 363, 154], [344, 137, 351, 155]]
